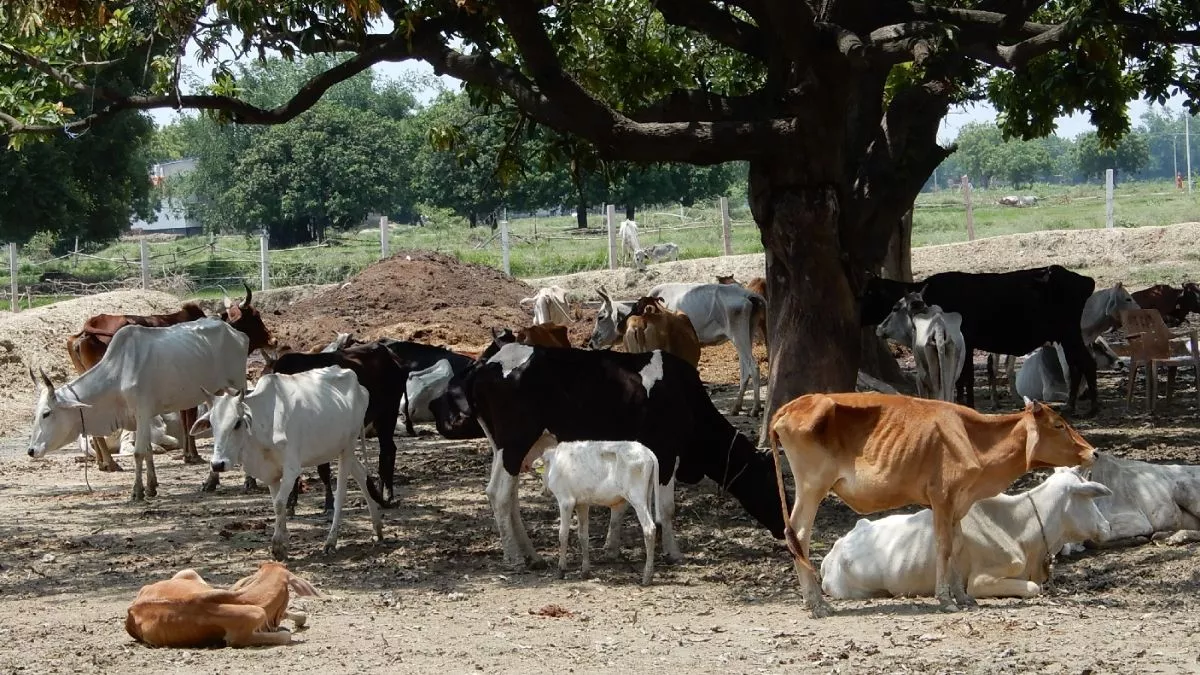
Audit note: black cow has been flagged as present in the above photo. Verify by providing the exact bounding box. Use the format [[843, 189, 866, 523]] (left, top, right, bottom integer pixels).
[[432, 343, 787, 567], [862, 265, 1097, 414]]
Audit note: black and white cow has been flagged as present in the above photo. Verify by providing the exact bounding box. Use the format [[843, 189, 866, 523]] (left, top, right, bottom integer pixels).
[[432, 343, 787, 567]]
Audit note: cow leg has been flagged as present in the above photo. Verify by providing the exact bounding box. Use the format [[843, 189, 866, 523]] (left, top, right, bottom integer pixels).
[[602, 502, 628, 559], [557, 497, 574, 578], [375, 409, 399, 505], [344, 443, 384, 543], [220, 606, 296, 647], [967, 575, 1041, 599], [323, 457, 352, 554], [1005, 355, 1019, 399], [985, 354, 999, 409], [787, 483, 832, 618], [180, 407, 204, 464], [931, 507, 973, 610], [91, 436, 123, 471], [201, 469, 221, 493], [657, 474, 682, 563], [486, 450, 526, 565], [630, 492, 657, 585], [318, 463, 334, 515], [285, 608, 308, 629], [270, 473, 298, 561], [242, 476, 259, 493], [285, 475, 303, 518], [130, 419, 155, 502], [508, 468, 541, 566], [1062, 338, 1099, 416], [404, 398, 417, 437], [958, 351, 976, 408], [576, 504, 592, 579]]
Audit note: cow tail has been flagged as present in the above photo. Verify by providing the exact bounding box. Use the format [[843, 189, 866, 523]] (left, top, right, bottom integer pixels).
[[769, 419, 814, 573]]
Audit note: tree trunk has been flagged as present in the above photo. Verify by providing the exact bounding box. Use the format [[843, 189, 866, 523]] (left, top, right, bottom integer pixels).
[[626, 204, 635, 220], [862, 207, 914, 391], [469, 212, 478, 228], [575, 201, 588, 229], [882, 208, 913, 282], [752, 164, 860, 425]]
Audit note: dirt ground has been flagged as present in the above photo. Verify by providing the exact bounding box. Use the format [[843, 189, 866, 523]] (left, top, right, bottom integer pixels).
[[4, 228, 1200, 672]]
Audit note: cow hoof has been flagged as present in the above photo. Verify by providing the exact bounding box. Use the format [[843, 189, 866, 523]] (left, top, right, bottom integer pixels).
[[526, 556, 548, 571], [579, 569, 593, 580], [285, 506, 297, 518], [663, 553, 683, 565], [130, 490, 145, 503], [808, 601, 834, 619], [182, 453, 205, 465], [322, 543, 337, 555], [146, 485, 158, 499], [937, 599, 961, 613], [200, 477, 219, 493], [271, 546, 289, 561], [556, 568, 566, 580], [100, 462, 124, 472]]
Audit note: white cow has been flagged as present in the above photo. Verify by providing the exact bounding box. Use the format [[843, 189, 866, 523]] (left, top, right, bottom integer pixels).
[[541, 440, 663, 585], [112, 414, 180, 456], [875, 291, 966, 402], [585, 287, 638, 350], [1015, 338, 1121, 403], [1060, 452, 1200, 553], [401, 359, 454, 429], [520, 286, 572, 326], [634, 243, 680, 270], [192, 366, 383, 561], [26, 319, 249, 501], [618, 219, 640, 267], [1081, 282, 1140, 345], [821, 468, 1112, 599], [648, 282, 766, 416]]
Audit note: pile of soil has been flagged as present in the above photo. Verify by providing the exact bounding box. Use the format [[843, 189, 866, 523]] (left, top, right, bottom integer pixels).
[[272, 251, 539, 352]]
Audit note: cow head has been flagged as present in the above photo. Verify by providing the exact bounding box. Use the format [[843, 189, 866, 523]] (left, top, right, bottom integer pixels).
[[26, 368, 90, 458], [1090, 337, 1122, 371], [222, 281, 277, 354], [1180, 282, 1200, 316], [860, 276, 912, 326], [586, 287, 624, 349], [190, 387, 253, 473], [429, 364, 485, 439], [715, 274, 739, 286], [875, 291, 925, 343], [1021, 398, 1096, 470], [1046, 466, 1113, 547], [1103, 282, 1140, 324]]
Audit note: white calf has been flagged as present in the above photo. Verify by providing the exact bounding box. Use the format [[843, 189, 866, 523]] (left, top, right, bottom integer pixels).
[[541, 440, 662, 585], [821, 468, 1111, 599], [1015, 338, 1121, 403], [875, 291, 966, 402], [634, 243, 680, 270]]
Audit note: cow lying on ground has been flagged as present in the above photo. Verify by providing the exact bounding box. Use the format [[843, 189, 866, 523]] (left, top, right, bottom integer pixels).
[[821, 467, 1111, 599], [108, 414, 180, 457], [862, 266, 1097, 414], [876, 291, 966, 402], [520, 286, 573, 326], [28, 319, 250, 501], [634, 243, 680, 269], [1059, 452, 1200, 552], [431, 344, 786, 567], [1015, 338, 1122, 403], [125, 561, 319, 648], [769, 393, 1096, 617], [541, 440, 663, 585], [1131, 283, 1200, 327], [195, 366, 385, 560], [622, 297, 701, 367]]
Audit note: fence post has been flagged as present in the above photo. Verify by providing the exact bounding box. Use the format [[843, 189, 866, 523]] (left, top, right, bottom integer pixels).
[[720, 196, 733, 256], [139, 239, 149, 290], [259, 230, 270, 291], [380, 216, 390, 259], [72, 236, 79, 270], [9, 243, 17, 313], [962, 175, 975, 241], [607, 204, 617, 270], [1105, 169, 1115, 229], [500, 209, 511, 275]]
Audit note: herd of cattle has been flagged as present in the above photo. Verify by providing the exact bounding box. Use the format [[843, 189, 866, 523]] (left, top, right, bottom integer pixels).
[[19, 266, 1200, 630]]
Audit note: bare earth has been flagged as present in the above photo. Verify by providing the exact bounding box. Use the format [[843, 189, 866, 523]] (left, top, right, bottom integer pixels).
[[3, 225, 1200, 673]]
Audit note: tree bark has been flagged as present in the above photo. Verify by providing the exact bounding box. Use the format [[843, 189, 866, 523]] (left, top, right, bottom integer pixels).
[[468, 212, 478, 228], [882, 208, 914, 282], [860, 207, 914, 391], [626, 204, 635, 220], [575, 202, 588, 229]]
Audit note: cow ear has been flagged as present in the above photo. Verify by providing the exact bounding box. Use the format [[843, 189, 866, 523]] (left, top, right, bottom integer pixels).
[[58, 398, 91, 410], [189, 412, 212, 437], [1072, 481, 1113, 499]]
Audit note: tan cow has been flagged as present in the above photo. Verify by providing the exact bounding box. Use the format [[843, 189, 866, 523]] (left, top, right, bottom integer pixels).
[[515, 323, 571, 349], [768, 393, 1096, 617], [622, 297, 701, 367], [125, 561, 320, 648]]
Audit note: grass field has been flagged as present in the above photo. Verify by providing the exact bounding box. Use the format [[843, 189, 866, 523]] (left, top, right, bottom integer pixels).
[[2, 180, 1196, 304]]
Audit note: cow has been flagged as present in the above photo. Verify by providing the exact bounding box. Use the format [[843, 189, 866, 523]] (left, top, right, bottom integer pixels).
[[1131, 283, 1200, 327], [519, 286, 573, 326], [820, 467, 1111, 600], [1059, 452, 1200, 552], [861, 266, 1097, 414], [997, 195, 1038, 207], [515, 323, 571, 349], [585, 287, 638, 350], [108, 414, 180, 457], [541, 440, 663, 585], [1015, 338, 1122, 404], [622, 297, 701, 368], [194, 367, 385, 561], [125, 561, 319, 648], [402, 359, 455, 430], [716, 275, 769, 349], [875, 291, 966, 402], [768, 393, 1096, 617], [431, 343, 787, 567], [254, 341, 404, 509], [617, 219, 640, 267], [648, 283, 767, 416], [634, 243, 680, 269], [28, 318, 250, 501]]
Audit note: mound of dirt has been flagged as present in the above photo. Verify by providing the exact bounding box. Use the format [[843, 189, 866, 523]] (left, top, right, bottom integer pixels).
[[0, 290, 182, 438], [272, 251, 537, 351]]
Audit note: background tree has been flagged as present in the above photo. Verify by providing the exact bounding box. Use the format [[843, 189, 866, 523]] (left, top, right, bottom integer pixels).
[[992, 137, 1055, 188], [5, 0, 1200, 426], [952, 123, 1005, 188], [1073, 131, 1150, 182]]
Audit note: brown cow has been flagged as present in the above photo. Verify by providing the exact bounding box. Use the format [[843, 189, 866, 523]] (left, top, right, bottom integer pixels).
[[66, 282, 275, 469], [1131, 283, 1200, 327], [125, 561, 319, 648], [768, 393, 1095, 617], [622, 297, 701, 367], [515, 323, 571, 349]]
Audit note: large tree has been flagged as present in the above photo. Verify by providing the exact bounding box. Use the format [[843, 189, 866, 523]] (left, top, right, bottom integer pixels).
[[4, 1, 1200, 423]]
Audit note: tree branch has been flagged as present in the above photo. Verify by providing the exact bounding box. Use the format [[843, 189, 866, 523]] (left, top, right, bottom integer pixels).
[[655, 0, 767, 59], [628, 86, 809, 123]]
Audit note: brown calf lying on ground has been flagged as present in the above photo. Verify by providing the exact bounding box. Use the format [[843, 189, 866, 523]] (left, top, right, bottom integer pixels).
[[769, 393, 1095, 618], [125, 561, 320, 648], [622, 296, 701, 367]]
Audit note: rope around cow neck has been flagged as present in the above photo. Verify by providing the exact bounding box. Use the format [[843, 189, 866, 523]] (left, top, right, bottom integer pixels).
[[78, 408, 92, 492], [1027, 492, 1053, 585]]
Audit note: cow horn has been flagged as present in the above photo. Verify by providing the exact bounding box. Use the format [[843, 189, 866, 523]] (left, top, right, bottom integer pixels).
[[241, 281, 253, 309], [28, 367, 37, 389], [38, 367, 53, 391]]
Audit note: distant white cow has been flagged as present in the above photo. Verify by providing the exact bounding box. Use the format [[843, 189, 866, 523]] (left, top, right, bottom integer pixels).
[[193, 366, 383, 561], [648, 283, 766, 416], [998, 195, 1038, 207], [401, 359, 454, 430], [26, 319, 249, 501], [1015, 338, 1121, 403], [520, 286, 572, 326], [1060, 452, 1200, 553], [618, 219, 640, 267], [875, 291, 966, 402], [634, 243, 680, 270], [821, 467, 1112, 599], [541, 440, 663, 585]]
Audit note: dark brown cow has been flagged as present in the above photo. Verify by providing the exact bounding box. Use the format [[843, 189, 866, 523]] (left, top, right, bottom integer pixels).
[[66, 282, 275, 470], [1131, 283, 1200, 327]]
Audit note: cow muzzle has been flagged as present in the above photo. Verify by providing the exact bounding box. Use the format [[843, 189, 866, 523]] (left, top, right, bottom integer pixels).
[[210, 460, 227, 473], [27, 448, 35, 458]]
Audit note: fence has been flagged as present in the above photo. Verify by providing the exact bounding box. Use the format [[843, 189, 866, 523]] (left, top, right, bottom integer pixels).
[[2, 197, 758, 312]]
